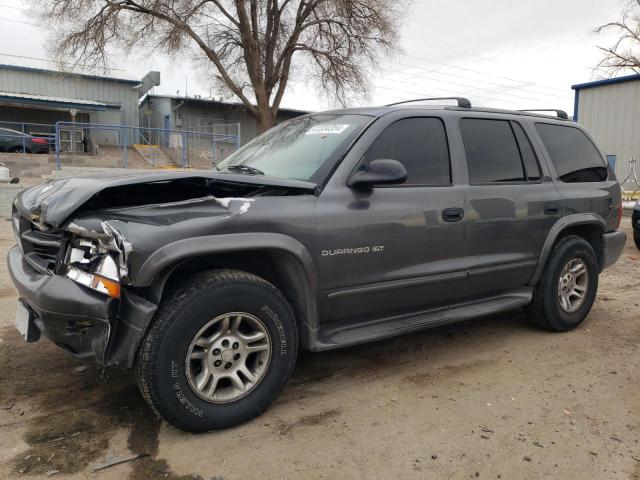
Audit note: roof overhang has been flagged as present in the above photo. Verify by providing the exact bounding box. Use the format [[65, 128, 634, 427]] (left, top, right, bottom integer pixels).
[[0, 62, 140, 85], [572, 73, 640, 91], [0, 91, 114, 111], [144, 94, 311, 115]]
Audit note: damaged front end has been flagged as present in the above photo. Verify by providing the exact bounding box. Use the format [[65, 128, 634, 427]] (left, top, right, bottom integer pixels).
[[9, 213, 160, 366], [65, 221, 132, 299], [9, 171, 317, 367], [9, 214, 135, 364]]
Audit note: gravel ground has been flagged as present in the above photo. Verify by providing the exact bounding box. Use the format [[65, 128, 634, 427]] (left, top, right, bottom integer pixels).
[[0, 218, 638, 480]]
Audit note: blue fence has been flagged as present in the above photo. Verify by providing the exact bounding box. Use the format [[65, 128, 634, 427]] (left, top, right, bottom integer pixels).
[[53, 121, 240, 171], [0, 120, 241, 170]]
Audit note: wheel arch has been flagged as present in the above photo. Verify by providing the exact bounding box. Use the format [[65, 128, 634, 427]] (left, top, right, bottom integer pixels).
[[530, 214, 606, 286], [135, 233, 320, 349]]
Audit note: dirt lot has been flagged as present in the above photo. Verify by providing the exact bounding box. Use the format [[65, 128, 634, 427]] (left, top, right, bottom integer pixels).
[[0, 218, 638, 480]]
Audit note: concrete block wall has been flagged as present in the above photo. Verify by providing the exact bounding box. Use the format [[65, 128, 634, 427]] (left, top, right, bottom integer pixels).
[[0, 150, 153, 181]]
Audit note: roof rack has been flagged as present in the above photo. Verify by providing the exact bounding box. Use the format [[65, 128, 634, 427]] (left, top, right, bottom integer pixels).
[[517, 109, 569, 120], [386, 97, 472, 108]]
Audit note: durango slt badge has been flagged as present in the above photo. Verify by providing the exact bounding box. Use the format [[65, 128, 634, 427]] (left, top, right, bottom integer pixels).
[[321, 246, 385, 256]]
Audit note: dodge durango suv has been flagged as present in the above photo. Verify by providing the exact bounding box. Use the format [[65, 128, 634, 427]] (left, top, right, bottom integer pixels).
[[8, 98, 626, 432]]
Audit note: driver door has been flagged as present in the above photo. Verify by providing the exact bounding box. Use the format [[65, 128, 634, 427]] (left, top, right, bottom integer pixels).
[[316, 115, 467, 325]]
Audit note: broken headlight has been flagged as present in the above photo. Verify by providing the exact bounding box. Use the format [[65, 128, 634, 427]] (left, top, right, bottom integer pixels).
[[65, 237, 121, 299]]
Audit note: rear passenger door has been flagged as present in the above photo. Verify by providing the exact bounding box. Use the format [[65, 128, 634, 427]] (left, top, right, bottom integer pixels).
[[460, 117, 561, 297]]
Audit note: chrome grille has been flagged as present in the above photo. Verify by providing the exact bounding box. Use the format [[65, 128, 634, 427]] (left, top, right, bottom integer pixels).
[[14, 214, 63, 272]]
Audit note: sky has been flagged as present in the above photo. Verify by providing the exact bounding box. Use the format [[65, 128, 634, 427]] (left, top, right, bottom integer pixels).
[[0, 0, 629, 115]]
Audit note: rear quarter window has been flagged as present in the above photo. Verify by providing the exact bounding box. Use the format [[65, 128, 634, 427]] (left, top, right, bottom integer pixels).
[[535, 123, 607, 182]]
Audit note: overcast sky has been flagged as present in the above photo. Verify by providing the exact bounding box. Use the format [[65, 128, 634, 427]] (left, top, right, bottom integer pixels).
[[0, 0, 629, 115]]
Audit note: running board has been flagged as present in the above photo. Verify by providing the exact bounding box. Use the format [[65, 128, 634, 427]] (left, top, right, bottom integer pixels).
[[315, 288, 532, 350]]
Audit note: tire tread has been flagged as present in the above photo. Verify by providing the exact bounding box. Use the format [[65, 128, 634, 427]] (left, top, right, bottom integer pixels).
[[135, 269, 296, 430], [525, 235, 596, 332]]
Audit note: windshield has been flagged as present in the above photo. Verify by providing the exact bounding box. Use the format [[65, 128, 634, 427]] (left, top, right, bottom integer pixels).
[[217, 114, 372, 183]]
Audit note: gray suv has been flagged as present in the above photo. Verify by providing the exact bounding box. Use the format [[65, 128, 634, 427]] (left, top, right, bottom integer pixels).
[[8, 98, 626, 432]]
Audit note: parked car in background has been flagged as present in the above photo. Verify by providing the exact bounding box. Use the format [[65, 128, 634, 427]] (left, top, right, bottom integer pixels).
[[633, 201, 640, 249], [8, 98, 626, 432], [0, 128, 50, 153]]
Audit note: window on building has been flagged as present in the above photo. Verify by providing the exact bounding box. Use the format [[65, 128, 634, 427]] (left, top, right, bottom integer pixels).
[[363, 117, 451, 186], [461, 119, 527, 183], [535, 123, 607, 182]]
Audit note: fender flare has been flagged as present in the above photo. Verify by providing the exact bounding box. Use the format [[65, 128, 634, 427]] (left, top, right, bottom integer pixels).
[[529, 213, 606, 286], [133, 233, 320, 347]]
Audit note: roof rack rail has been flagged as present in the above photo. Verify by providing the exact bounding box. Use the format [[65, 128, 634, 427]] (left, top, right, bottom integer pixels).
[[517, 109, 569, 120], [386, 97, 472, 108]]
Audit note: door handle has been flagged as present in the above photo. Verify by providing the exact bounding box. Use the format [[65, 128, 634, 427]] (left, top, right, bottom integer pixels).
[[442, 207, 464, 222], [543, 202, 560, 216]]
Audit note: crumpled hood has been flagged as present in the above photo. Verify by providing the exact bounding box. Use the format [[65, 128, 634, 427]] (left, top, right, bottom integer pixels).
[[14, 170, 316, 229]]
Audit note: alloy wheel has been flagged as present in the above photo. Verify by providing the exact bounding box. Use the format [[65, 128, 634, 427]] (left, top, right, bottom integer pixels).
[[185, 312, 271, 404], [557, 257, 589, 313]]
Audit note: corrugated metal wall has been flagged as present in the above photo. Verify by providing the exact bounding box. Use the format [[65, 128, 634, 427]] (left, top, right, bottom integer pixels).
[[140, 96, 305, 147], [0, 67, 139, 126], [577, 80, 640, 179]]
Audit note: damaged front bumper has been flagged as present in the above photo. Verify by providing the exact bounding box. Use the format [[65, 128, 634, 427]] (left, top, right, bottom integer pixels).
[[8, 245, 157, 366]]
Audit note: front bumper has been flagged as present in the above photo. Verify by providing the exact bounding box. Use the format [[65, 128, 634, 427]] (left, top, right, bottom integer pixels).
[[7, 245, 157, 366], [601, 229, 627, 270]]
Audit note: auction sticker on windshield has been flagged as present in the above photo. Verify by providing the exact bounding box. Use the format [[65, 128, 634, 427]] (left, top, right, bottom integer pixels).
[[305, 124, 350, 135]]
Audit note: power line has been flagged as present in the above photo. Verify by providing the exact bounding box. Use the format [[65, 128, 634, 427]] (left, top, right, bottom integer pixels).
[[373, 67, 570, 106], [386, 60, 569, 101], [399, 35, 569, 94], [0, 52, 132, 76], [399, 48, 570, 95], [0, 16, 39, 27], [373, 84, 531, 109], [371, 69, 572, 108], [375, 69, 568, 106], [398, 51, 569, 95], [0, 3, 26, 11]]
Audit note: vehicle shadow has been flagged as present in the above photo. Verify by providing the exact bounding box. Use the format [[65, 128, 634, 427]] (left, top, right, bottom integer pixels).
[[0, 307, 532, 478]]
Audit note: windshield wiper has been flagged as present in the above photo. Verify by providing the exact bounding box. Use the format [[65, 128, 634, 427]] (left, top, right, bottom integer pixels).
[[226, 165, 265, 176]]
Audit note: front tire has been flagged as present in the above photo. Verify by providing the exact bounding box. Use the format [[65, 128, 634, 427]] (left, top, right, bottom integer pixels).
[[634, 230, 640, 250], [525, 235, 598, 332], [136, 269, 298, 432]]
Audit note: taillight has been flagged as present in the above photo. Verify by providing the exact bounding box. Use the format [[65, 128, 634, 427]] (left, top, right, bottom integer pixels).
[[31, 138, 48, 144]]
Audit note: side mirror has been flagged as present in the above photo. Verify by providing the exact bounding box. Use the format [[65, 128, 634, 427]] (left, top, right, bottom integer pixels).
[[348, 159, 407, 189]]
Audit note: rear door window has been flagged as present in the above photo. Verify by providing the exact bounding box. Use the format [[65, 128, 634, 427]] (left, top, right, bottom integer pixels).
[[460, 119, 526, 183], [535, 123, 607, 182]]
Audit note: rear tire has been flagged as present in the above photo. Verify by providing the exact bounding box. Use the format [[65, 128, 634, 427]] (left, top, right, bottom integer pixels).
[[9, 146, 30, 153], [634, 230, 640, 250], [136, 269, 298, 432], [525, 235, 598, 332]]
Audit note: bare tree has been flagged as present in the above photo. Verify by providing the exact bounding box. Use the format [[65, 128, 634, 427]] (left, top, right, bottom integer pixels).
[[595, 0, 640, 75], [37, 0, 403, 132]]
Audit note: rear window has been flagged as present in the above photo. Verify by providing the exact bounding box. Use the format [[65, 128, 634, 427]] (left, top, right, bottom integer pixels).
[[535, 123, 607, 182]]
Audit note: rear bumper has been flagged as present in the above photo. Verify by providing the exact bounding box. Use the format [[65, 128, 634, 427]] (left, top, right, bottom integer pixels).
[[601, 229, 627, 270], [7, 245, 157, 366]]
